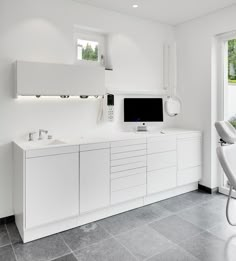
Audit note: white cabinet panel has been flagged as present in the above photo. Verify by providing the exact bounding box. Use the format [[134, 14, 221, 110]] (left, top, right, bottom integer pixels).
[[111, 150, 146, 160], [111, 162, 146, 173], [177, 166, 201, 186], [111, 138, 146, 148], [147, 136, 176, 154], [147, 151, 176, 171], [111, 167, 146, 180], [16, 61, 105, 96], [26, 145, 79, 158], [111, 185, 146, 205], [177, 137, 201, 170], [147, 167, 176, 194], [111, 144, 146, 154], [111, 156, 146, 167], [111, 173, 146, 192], [25, 153, 79, 229], [80, 149, 110, 213], [80, 142, 109, 152]]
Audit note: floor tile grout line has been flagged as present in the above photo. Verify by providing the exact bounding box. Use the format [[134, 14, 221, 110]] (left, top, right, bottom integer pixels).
[[49, 252, 77, 261], [71, 233, 113, 254], [5, 224, 18, 261], [97, 222, 139, 260], [58, 233, 73, 254]]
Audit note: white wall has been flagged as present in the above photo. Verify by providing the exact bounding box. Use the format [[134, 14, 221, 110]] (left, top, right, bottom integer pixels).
[[175, 5, 236, 189], [0, 0, 175, 218]]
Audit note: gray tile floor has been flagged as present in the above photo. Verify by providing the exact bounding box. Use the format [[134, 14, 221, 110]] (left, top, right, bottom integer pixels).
[[1, 190, 236, 261]]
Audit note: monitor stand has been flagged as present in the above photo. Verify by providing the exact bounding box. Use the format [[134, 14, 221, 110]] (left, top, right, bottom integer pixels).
[[136, 125, 148, 132]]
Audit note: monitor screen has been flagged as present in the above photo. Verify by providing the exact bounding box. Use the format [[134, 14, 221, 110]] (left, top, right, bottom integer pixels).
[[124, 98, 163, 122]]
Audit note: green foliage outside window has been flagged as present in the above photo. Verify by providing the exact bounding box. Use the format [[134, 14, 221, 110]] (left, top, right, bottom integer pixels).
[[228, 39, 236, 83], [82, 44, 98, 61]]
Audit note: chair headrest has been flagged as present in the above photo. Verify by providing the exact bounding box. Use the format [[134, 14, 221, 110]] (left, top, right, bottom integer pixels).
[[215, 121, 236, 144]]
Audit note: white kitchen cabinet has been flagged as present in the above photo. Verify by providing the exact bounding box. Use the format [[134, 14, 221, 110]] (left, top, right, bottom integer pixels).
[[13, 129, 202, 243], [26, 152, 79, 229], [80, 145, 110, 213], [177, 134, 202, 185]]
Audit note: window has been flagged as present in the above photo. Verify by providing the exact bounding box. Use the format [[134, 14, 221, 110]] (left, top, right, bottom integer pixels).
[[77, 39, 99, 62], [228, 39, 236, 84], [74, 28, 105, 65]]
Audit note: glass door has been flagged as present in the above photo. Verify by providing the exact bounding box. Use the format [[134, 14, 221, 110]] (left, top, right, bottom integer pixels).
[[219, 35, 236, 197]]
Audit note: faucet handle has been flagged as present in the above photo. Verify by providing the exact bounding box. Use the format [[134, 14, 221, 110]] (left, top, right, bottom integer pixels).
[[38, 129, 48, 140], [29, 132, 36, 141]]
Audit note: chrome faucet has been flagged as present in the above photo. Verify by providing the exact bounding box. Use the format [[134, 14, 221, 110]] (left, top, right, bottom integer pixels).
[[29, 132, 36, 141], [38, 129, 48, 140]]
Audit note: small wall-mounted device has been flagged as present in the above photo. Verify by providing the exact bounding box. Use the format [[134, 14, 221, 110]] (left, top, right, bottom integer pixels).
[[106, 94, 114, 122]]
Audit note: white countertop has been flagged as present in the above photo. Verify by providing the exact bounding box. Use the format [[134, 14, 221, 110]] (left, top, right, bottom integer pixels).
[[13, 128, 201, 151]]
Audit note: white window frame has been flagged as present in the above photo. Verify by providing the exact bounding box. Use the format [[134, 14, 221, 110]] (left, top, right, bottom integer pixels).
[[217, 31, 236, 197], [74, 29, 105, 66]]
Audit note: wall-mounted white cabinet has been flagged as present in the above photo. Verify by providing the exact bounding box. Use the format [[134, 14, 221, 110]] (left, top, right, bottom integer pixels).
[[15, 61, 105, 97]]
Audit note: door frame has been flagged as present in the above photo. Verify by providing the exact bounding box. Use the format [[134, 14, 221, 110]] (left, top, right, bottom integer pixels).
[[217, 31, 236, 197]]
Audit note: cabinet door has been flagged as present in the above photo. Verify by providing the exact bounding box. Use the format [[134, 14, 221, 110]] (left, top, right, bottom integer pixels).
[[80, 149, 110, 213], [177, 137, 202, 170], [25, 153, 79, 229]]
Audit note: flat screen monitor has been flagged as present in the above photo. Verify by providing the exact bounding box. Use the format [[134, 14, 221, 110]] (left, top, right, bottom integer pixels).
[[124, 98, 163, 123]]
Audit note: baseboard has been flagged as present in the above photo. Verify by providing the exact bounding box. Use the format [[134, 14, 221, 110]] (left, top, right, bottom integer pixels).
[[0, 215, 15, 225], [198, 184, 218, 194]]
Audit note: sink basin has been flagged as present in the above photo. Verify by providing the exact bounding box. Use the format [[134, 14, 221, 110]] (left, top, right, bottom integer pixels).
[[46, 139, 66, 146], [25, 139, 67, 149]]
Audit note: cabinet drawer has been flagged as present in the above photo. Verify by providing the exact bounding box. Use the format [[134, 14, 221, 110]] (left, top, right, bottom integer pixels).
[[111, 162, 146, 173], [111, 185, 146, 205], [111, 150, 146, 160], [111, 156, 146, 167], [147, 136, 176, 154], [111, 167, 146, 179], [147, 151, 176, 171], [111, 138, 146, 148], [111, 144, 146, 154], [26, 145, 79, 158], [147, 167, 176, 194], [177, 166, 201, 186], [111, 173, 146, 192], [80, 142, 110, 152]]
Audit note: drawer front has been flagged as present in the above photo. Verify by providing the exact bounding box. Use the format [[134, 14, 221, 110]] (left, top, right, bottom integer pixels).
[[80, 142, 110, 152], [111, 167, 146, 180], [111, 150, 146, 160], [147, 167, 176, 194], [111, 156, 146, 167], [26, 145, 79, 158], [177, 166, 201, 186], [111, 162, 146, 173], [111, 185, 146, 205], [147, 136, 176, 154], [177, 132, 201, 140], [147, 151, 176, 171], [111, 173, 146, 192], [111, 144, 146, 154], [111, 138, 146, 148]]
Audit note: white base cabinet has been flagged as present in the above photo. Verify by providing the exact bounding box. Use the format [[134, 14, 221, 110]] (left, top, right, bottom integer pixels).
[[26, 153, 79, 229], [13, 130, 202, 243], [80, 143, 110, 214]]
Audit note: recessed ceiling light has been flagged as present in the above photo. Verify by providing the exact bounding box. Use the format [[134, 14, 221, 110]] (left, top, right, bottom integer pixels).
[[132, 4, 139, 8]]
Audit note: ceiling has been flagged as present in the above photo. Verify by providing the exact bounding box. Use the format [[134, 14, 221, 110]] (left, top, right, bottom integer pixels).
[[74, 0, 236, 25]]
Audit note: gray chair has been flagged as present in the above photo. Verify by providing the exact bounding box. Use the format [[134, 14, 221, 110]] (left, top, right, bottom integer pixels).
[[215, 121, 236, 226]]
